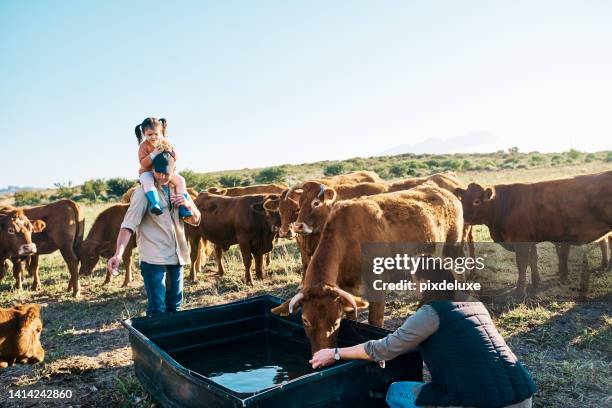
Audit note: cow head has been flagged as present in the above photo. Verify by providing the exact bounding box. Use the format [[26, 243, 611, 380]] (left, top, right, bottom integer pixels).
[[251, 194, 281, 233], [0, 211, 45, 257], [77, 240, 104, 275], [271, 284, 368, 354], [292, 182, 336, 236], [455, 182, 495, 224], [10, 304, 45, 364], [270, 187, 303, 238]]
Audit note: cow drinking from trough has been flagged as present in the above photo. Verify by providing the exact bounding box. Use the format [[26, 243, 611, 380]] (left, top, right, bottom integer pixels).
[[456, 170, 612, 294], [272, 183, 464, 353]]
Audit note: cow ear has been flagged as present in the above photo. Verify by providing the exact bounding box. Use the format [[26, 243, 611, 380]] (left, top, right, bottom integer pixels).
[[31, 220, 46, 233], [19, 304, 40, 330], [322, 188, 337, 204], [455, 187, 466, 200], [271, 300, 292, 317], [288, 189, 303, 201], [484, 187, 495, 200], [251, 203, 265, 213]]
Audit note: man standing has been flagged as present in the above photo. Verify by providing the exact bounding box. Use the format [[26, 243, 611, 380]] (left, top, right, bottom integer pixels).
[[108, 152, 201, 316]]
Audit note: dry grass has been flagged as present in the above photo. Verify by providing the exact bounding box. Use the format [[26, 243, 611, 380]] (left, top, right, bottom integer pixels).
[[0, 162, 611, 407]]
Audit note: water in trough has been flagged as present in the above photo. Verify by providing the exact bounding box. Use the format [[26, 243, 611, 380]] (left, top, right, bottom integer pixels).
[[170, 331, 314, 396]]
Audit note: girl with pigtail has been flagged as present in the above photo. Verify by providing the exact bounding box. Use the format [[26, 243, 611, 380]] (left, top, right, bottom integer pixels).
[[134, 117, 192, 218]]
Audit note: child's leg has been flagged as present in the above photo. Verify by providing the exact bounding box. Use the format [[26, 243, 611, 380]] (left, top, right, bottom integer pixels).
[[170, 174, 193, 218], [170, 173, 187, 195], [140, 172, 163, 215]]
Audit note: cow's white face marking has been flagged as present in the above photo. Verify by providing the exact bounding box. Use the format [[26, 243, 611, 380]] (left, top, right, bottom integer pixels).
[[325, 318, 342, 338], [19, 243, 37, 255]]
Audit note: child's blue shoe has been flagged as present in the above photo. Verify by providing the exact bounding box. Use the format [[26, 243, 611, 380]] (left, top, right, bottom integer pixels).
[[178, 193, 193, 218], [145, 190, 163, 215]]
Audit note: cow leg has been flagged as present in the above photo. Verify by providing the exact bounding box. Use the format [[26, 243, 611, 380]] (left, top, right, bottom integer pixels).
[[214, 245, 225, 276], [265, 253, 271, 267], [599, 240, 608, 270], [368, 301, 385, 327], [194, 239, 204, 275], [60, 247, 80, 297], [238, 243, 254, 285], [254, 253, 265, 280], [608, 237, 612, 271], [528, 244, 540, 290], [0, 259, 6, 281], [12, 260, 24, 290], [514, 244, 530, 295], [556, 243, 570, 284], [188, 236, 200, 282], [29, 255, 41, 291], [121, 250, 133, 287]]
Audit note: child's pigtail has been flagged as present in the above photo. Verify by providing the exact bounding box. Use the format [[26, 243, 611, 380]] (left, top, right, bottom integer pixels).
[[135, 124, 143, 144], [159, 118, 167, 136]]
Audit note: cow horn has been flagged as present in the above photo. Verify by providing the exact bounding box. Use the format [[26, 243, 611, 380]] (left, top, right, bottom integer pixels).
[[288, 292, 304, 313], [334, 287, 357, 311], [285, 183, 303, 201]]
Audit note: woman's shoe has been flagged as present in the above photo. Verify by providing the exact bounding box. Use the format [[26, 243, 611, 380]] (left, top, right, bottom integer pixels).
[[145, 190, 163, 215]]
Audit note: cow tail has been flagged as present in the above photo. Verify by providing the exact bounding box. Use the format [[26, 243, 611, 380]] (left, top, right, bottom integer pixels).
[[68, 200, 86, 252]]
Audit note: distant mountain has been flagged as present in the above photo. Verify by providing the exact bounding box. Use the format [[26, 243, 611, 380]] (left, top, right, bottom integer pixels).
[[0, 185, 43, 194], [381, 130, 502, 156]]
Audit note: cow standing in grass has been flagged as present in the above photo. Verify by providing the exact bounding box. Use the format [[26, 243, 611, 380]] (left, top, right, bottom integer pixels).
[[456, 170, 612, 294], [1, 200, 84, 296]]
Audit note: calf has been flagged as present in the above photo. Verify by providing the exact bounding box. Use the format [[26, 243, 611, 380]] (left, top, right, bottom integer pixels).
[[456, 170, 612, 294], [77, 204, 136, 287], [272, 184, 464, 353], [0, 304, 45, 367], [194, 193, 280, 284], [0, 210, 46, 282], [1, 200, 83, 296]]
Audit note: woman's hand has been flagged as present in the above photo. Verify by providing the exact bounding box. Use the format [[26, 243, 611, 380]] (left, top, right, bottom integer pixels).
[[309, 348, 335, 369]]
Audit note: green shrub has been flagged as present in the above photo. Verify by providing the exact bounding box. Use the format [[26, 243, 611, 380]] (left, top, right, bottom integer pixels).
[[584, 153, 596, 163], [240, 177, 254, 186], [440, 159, 462, 171], [529, 154, 544, 165], [389, 163, 406, 178], [566, 149, 581, 160], [106, 178, 136, 197], [606, 152, 612, 162], [255, 167, 287, 184], [50, 182, 76, 200], [219, 174, 243, 187], [324, 163, 345, 176], [374, 166, 390, 179], [461, 159, 473, 170], [81, 179, 107, 202], [424, 159, 440, 168], [180, 169, 217, 191], [14, 191, 45, 206]]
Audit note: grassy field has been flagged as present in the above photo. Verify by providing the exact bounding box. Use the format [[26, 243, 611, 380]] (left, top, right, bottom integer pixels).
[[0, 160, 611, 407]]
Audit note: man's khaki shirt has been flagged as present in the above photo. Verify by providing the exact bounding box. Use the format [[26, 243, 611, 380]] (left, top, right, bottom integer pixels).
[[121, 185, 200, 265]]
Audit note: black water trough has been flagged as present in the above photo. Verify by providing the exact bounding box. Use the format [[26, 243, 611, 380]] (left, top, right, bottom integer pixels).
[[122, 295, 422, 407]]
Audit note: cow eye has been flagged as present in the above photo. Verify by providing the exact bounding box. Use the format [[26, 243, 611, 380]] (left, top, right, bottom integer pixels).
[[302, 317, 312, 327], [312, 200, 321, 208], [473, 199, 481, 206], [7, 227, 15, 234]]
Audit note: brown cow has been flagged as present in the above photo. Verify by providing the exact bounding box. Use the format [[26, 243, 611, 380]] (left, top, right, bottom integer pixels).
[[0, 210, 46, 276], [194, 193, 280, 284], [77, 204, 136, 287], [207, 183, 287, 196], [456, 170, 612, 294], [0, 304, 45, 367], [272, 183, 464, 353], [2, 200, 84, 296]]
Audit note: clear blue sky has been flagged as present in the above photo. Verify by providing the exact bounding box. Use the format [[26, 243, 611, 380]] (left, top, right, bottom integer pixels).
[[2, 1, 611, 187]]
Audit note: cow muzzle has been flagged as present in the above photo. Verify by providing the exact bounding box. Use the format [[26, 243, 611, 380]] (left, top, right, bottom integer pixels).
[[291, 222, 313, 235], [279, 228, 295, 239], [19, 243, 37, 256]]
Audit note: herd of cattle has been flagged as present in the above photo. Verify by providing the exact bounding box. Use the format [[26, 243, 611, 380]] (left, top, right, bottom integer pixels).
[[0, 169, 611, 363]]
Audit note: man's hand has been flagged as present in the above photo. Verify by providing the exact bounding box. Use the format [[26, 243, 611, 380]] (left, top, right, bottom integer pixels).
[[107, 254, 122, 275], [170, 194, 191, 209], [309, 348, 335, 369]]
